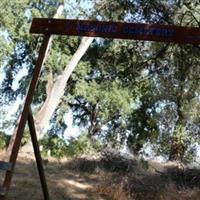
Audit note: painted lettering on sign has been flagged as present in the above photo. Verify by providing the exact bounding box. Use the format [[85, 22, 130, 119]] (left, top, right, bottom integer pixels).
[[76, 23, 117, 33], [30, 18, 200, 45], [76, 23, 175, 39], [123, 26, 174, 38], [186, 35, 200, 43]]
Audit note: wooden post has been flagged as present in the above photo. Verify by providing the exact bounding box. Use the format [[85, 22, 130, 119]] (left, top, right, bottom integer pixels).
[[27, 107, 49, 200], [3, 35, 51, 195]]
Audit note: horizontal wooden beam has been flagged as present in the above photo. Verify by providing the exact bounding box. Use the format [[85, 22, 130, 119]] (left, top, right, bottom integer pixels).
[[30, 18, 200, 45]]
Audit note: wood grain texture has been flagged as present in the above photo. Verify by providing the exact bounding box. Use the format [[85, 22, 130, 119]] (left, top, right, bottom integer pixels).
[[30, 18, 200, 44]]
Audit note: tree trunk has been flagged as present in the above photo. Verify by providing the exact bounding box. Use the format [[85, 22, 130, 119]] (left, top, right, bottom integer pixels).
[[168, 55, 189, 162], [9, 5, 94, 151], [35, 37, 94, 138], [168, 104, 186, 162], [7, 4, 64, 152]]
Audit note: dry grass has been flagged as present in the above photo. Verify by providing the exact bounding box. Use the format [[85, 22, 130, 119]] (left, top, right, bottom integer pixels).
[[0, 150, 200, 200], [0, 151, 108, 200], [93, 157, 200, 200]]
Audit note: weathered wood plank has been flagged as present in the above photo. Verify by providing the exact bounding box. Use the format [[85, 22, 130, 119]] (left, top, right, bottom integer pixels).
[[30, 18, 200, 44]]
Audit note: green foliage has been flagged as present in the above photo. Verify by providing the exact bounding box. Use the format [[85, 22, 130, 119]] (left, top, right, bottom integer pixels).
[[67, 1, 200, 160], [153, 123, 197, 163], [0, 134, 6, 149], [39, 133, 102, 158], [21, 129, 31, 146], [66, 134, 102, 157], [0, 132, 10, 149], [70, 38, 150, 146], [39, 134, 68, 158]]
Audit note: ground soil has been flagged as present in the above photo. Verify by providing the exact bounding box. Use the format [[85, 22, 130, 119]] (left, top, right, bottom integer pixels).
[[0, 151, 109, 200], [0, 150, 200, 200]]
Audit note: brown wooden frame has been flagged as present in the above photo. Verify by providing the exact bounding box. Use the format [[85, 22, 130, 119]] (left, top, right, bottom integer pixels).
[[1, 35, 51, 200], [2, 18, 200, 200], [31, 18, 200, 44]]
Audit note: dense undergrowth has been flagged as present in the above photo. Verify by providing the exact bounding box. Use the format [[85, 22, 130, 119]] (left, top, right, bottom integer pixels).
[[66, 150, 200, 200]]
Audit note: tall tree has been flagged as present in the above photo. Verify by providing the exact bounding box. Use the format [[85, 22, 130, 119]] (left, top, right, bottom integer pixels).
[[0, 1, 94, 140], [34, 36, 94, 138], [1, 0, 200, 162]]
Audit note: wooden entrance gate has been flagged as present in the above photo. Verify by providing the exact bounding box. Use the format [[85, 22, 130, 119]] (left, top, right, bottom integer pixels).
[[1, 18, 200, 199]]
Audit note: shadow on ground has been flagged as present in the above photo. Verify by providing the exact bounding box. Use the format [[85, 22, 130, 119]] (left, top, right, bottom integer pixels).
[[0, 152, 108, 200], [62, 155, 200, 200], [0, 151, 200, 200]]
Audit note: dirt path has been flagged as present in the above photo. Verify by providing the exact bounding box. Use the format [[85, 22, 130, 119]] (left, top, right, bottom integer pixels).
[[0, 151, 109, 200]]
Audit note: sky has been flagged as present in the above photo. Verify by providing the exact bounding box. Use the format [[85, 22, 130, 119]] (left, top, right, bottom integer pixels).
[[64, 0, 93, 19]]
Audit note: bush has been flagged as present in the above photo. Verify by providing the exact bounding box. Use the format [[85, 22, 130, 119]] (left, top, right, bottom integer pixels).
[[39, 133, 102, 158], [0, 131, 10, 149], [21, 129, 31, 146], [39, 134, 68, 158], [66, 133, 102, 157]]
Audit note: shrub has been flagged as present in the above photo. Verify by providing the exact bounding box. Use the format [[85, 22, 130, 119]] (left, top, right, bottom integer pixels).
[[66, 133, 102, 157], [39, 134, 68, 158], [39, 133, 102, 158], [0, 131, 10, 149]]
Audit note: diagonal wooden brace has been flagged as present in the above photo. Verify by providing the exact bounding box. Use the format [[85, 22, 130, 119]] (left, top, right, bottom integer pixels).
[[27, 107, 49, 200], [2, 35, 51, 199]]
